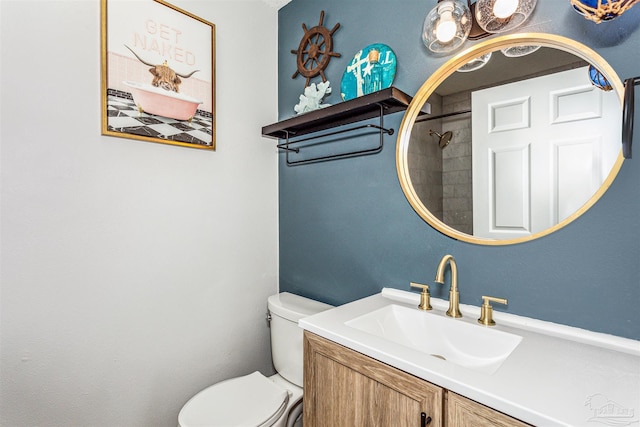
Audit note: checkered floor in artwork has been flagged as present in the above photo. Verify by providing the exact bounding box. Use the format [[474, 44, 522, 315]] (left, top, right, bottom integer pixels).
[[106, 93, 213, 147]]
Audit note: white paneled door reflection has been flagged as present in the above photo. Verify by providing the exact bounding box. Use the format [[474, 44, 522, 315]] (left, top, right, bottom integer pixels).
[[472, 66, 620, 239]]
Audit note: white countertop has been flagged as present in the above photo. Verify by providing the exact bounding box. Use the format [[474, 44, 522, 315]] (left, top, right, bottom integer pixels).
[[299, 288, 640, 426]]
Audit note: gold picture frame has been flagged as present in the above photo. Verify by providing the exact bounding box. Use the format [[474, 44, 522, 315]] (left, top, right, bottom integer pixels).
[[101, 0, 215, 150]]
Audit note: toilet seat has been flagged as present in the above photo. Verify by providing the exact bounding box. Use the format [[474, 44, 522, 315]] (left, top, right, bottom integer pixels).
[[178, 371, 290, 427]]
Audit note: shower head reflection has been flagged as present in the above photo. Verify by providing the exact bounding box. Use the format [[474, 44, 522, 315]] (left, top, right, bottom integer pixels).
[[429, 129, 453, 149]]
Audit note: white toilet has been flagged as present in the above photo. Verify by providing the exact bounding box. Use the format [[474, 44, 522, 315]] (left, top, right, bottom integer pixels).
[[178, 292, 333, 427]]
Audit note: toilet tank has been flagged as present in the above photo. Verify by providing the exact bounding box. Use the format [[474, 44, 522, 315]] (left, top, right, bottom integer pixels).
[[267, 292, 333, 387]]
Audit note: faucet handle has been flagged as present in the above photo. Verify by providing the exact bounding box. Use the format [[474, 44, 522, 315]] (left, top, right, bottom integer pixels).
[[478, 295, 508, 326], [410, 282, 433, 311]]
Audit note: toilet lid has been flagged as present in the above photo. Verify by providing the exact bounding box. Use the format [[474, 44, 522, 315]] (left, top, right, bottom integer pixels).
[[178, 371, 289, 427]]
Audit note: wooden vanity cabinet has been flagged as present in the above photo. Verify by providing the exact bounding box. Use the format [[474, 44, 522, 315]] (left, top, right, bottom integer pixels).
[[447, 392, 530, 427], [304, 332, 531, 427], [304, 331, 443, 426]]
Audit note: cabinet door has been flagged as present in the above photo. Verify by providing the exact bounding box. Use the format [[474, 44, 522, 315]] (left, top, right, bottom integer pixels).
[[304, 331, 443, 427], [447, 392, 531, 427]]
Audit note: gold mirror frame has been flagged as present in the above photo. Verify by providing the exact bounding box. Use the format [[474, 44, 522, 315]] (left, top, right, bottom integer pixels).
[[397, 33, 625, 246]]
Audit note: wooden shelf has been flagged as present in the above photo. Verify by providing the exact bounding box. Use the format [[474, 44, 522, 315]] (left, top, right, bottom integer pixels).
[[261, 86, 413, 140]]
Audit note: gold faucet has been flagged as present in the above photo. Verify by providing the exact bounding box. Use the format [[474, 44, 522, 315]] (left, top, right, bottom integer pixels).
[[410, 282, 432, 311], [478, 295, 508, 326], [434, 254, 462, 318]]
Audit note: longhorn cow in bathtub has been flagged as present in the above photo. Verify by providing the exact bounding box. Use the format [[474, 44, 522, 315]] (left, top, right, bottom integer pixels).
[[122, 45, 204, 122], [125, 45, 199, 93]]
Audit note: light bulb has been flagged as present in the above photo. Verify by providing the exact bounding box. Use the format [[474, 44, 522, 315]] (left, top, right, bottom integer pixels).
[[475, 0, 535, 33], [492, 0, 519, 19], [422, 0, 471, 53], [436, 11, 457, 43]]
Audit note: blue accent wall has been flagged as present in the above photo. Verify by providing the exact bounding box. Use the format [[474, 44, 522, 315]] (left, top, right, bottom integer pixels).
[[277, 1, 640, 340]]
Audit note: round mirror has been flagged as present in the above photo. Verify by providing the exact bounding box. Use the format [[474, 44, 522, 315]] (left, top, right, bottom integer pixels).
[[397, 34, 625, 245]]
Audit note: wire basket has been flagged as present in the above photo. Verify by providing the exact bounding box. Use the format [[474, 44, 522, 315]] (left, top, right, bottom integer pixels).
[[570, 0, 639, 23]]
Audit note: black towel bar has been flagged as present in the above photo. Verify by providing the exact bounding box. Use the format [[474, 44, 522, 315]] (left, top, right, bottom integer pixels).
[[622, 76, 639, 159]]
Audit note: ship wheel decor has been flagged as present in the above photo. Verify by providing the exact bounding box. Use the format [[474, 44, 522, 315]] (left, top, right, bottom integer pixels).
[[291, 10, 341, 87]]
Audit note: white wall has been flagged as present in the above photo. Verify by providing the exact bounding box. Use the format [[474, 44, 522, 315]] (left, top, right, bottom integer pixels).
[[0, 1, 279, 425]]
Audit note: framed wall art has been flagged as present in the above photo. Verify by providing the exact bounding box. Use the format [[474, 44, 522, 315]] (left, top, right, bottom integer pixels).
[[101, 0, 216, 150], [340, 43, 396, 101]]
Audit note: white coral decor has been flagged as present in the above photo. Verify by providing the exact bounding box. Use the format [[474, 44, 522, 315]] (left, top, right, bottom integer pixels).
[[294, 81, 332, 114]]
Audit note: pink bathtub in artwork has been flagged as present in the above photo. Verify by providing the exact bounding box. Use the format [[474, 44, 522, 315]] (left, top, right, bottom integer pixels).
[[124, 81, 203, 121]]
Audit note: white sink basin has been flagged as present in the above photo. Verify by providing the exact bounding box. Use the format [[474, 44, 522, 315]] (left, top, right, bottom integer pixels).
[[345, 304, 522, 374]]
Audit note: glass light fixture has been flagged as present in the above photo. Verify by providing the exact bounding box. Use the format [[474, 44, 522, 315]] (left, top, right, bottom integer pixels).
[[456, 52, 493, 71], [571, 0, 639, 23], [422, 0, 472, 53], [500, 44, 540, 57], [475, 0, 537, 33]]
